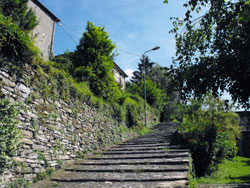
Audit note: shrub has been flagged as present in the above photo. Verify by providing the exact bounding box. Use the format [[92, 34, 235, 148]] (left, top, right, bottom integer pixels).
[[0, 0, 38, 31], [127, 77, 167, 114], [122, 97, 139, 128], [178, 95, 241, 176], [0, 98, 22, 172], [51, 52, 74, 73], [0, 13, 35, 65]]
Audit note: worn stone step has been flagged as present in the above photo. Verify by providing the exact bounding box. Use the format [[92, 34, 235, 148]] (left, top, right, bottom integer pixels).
[[50, 180, 188, 188], [75, 157, 189, 166], [65, 164, 188, 173], [122, 141, 170, 144], [125, 140, 171, 144], [88, 152, 189, 160], [103, 149, 189, 155], [51, 171, 188, 183], [118, 143, 171, 147], [128, 136, 171, 140], [111, 145, 187, 151]]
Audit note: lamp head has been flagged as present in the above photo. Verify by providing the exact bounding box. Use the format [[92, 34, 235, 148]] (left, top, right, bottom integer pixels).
[[152, 46, 160, 51]]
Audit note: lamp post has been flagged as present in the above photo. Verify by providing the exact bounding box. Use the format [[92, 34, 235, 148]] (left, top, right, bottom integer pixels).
[[142, 46, 160, 127]]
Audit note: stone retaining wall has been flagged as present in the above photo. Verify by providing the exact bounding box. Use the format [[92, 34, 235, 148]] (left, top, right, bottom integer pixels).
[[0, 63, 145, 186]]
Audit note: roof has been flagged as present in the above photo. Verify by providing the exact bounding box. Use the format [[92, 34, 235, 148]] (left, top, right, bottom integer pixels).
[[114, 62, 128, 78], [30, 0, 61, 22]]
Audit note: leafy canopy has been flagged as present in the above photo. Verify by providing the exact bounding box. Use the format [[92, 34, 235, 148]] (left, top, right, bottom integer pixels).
[[169, 0, 250, 108]]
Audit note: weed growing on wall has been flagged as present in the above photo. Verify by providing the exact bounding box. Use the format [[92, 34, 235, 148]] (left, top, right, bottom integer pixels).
[[0, 98, 22, 172]]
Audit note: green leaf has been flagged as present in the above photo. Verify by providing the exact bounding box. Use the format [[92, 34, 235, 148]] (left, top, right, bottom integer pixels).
[[163, 0, 168, 4]]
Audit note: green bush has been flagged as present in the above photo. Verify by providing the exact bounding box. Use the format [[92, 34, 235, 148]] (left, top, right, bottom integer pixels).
[[51, 52, 74, 74], [111, 102, 125, 122], [0, 13, 36, 65], [0, 98, 22, 172], [0, 0, 38, 31], [122, 97, 144, 128], [178, 95, 241, 176], [127, 77, 167, 114]]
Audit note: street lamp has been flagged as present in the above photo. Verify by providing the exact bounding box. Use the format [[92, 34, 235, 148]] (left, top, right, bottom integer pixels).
[[142, 46, 160, 127]]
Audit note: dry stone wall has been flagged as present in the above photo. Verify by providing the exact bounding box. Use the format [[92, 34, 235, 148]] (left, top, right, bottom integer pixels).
[[0, 64, 139, 185]]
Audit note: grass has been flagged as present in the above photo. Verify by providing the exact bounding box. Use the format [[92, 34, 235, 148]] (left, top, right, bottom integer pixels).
[[119, 125, 152, 136], [197, 156, 250, 184], [163, 148, 170, 153], [134, 126, 152, 136]]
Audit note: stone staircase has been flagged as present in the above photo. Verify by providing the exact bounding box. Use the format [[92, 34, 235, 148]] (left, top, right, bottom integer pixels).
[[37, 123, 189, 188]]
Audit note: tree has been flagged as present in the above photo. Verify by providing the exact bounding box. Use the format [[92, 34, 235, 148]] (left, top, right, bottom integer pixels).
[[148, 65, 180, 121], [127, 77, 167, 112], [166, 0, 250, 108], [73, 21, 121, 102], [128, 61, 168, 113], [131, 56, 155, 83], [0, 0, 38, 31], [178, 94, 241, 176]]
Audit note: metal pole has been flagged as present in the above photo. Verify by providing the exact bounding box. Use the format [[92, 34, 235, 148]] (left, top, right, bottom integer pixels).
[[142, 54, 147, 127], [142, 46, 160, 127]]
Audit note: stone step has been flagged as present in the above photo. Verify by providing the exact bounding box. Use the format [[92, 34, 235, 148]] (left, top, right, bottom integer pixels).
[[65, 164, 189, 172], [118, 143, 171, 147], [49, 180, 188, 188], [126, 136, 172, 141], [125, 140, 171, 144], [103, 149, 189, 155], [87, 152, 189, 160], [111, 145, 187, 151], [122, 140, 170, 144], [75, 157, 189, 166], [51, 171, 188, 183]]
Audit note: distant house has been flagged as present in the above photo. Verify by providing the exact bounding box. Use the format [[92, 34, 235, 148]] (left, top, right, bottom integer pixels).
[[28, 0, 60, 60], [113, 62, 128, 89]]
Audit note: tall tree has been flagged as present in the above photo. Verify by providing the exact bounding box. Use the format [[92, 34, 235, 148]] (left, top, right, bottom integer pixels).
[[73, 21, 121, 102], [166, 0, 250, 108], [131, 56, 155, 83], [0, 0, 38, 31]]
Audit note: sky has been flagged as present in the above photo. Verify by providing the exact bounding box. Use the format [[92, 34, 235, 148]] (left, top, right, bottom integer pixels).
[[38, 0, 187, 79]]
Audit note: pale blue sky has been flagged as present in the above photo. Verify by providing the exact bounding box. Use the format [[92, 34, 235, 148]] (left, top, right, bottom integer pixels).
[[38, 0, 186, 78]]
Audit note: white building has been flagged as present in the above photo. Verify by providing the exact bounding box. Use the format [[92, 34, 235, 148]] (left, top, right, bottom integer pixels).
[[28, 0, 60, 60], [113, 62, 128, 89]]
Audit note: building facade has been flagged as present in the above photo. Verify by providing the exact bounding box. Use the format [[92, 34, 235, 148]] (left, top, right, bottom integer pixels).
[[27, 0, 60, 60], [113, 63, 128, 89]]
